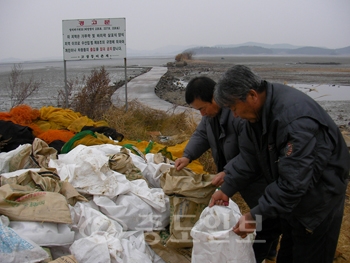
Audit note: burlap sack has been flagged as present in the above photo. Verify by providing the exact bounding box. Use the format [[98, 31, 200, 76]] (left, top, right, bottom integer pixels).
[[145, 230, 192, 263], [0, 184, 72, 223], [1, 169, 61, 192], [6, 138, 57, 172], [1, 169, 88, 206], [160, 167, 216, 200], [108, 147, 146, 183], [32, 137, 58, 168], [8, 144, 39, 172], [166, 196, 209, 248], [49, 255, 78, 263], [0, 169, 88, 223], [160, 167, 216, 248]]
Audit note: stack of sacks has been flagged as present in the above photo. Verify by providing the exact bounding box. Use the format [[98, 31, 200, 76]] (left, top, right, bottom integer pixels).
[[0, 138, 176, 262]]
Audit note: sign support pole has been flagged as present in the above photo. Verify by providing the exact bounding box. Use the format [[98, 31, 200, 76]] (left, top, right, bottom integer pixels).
[[63, 59, 68, 107], [124, 57, 128, 111]]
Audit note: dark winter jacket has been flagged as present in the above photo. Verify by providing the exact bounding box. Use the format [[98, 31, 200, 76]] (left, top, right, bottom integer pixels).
[[183, 108, 243, 172], [221, 81, 350, 231], [183, 108, 266, 207]]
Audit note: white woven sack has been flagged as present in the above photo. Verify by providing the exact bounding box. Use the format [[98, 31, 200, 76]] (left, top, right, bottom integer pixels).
[[190, 200, 256, 263]]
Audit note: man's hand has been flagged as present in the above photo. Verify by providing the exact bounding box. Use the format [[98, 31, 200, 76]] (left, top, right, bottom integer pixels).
[[209, 189, 229, 207], [174, 157, 190, 171], [233, 212, 256, 238], [211, 171, 225, 186]]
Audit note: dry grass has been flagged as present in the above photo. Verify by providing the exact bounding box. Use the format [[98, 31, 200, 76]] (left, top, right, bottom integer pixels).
[[71, 66, 113, 120], [7, 64, 42, 109], [103, 100, 198, 145], [334, 186, 350, 262]]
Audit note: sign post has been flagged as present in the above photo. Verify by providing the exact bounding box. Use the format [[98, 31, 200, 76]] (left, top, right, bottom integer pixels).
[[62, 18, 127, 108]]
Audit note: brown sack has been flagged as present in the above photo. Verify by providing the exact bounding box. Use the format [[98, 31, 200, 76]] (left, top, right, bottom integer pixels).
[[0, 181, 72, 224], [1, 169, 61, 192], [31, 137, 58, 169], [166, 196, 209, 248], [8, 144, 40, 172], [49, 255, 78, 263], [160, 167, 216, 248], [60, 181, 88, 206], [8, 138, 58, 172], [160, 167, 216, 201], [145, 231, 192, 263], [1, 168, 87, 207], [108, 147, 146, 183]]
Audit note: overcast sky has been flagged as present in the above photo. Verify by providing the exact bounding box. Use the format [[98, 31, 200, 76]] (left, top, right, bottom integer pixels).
[[1, 0, 349, 61]]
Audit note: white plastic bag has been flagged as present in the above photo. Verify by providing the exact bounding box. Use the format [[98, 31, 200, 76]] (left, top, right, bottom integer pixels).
[[190, 200, 256, 263], [0, 215, 49, 263], [69, 202, 162, 263], [69, 201, 125, 239], [49, 145, 131, 196], [94, 191, 170, 231], [9, 221, 75, 246], [141, 153, 172, 188]]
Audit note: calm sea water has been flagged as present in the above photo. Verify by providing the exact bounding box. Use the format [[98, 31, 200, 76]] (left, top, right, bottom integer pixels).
[[0, 57, 173, 111], [0, 56, 349, 112]]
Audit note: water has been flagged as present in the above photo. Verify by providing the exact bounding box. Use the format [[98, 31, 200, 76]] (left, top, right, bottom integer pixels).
[[0, 56, 349, 112], [0, 57, 173, 111], [291, 83, 350, 101]]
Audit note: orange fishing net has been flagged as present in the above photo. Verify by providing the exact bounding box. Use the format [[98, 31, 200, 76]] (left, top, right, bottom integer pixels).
[[0, 105, 43, 136], [36, 129, 76, 144], [0, 105, 111, 142], [0, 105, 39, 124]]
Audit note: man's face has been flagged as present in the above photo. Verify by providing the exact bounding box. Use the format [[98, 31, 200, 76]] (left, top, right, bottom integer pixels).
[[191, 98, 220, 117], [229, 93, 261, 123]]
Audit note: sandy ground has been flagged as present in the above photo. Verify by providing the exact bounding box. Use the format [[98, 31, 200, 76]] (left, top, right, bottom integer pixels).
[[155, 56, 350, 262]]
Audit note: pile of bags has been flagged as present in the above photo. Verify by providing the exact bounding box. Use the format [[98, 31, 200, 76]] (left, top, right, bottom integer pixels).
[[0, 105, 256, 263]]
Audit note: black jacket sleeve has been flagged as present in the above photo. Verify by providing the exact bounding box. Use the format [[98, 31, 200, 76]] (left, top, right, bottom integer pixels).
[[183, 117, 211, 161], [220, 123, 262, 197]]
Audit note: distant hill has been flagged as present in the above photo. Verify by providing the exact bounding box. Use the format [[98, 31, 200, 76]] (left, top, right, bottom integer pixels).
[[184, 46, 273, 56], [1, 43, 349, 63], [214, 42, 302, 49], [335, 46, 350, 55], [127, 45, 198, 57], [183, 44, 350, 56]]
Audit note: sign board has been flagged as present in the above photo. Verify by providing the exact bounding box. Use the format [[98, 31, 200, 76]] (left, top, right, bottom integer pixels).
[[62, 18, 126, 60]]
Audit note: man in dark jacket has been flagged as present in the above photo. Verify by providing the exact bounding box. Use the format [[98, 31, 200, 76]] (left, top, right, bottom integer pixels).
[[175, 76, 280, 262], [210, 65, 350, 263]]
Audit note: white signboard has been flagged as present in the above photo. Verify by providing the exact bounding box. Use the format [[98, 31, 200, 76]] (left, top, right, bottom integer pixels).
[[62, 18, 126, 60]]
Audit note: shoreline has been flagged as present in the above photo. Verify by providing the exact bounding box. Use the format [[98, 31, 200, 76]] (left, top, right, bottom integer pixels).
[[155, 58, 350, 128], [1, 56, 349, 128]]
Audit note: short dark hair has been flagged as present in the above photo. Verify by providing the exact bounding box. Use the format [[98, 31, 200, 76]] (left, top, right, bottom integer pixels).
[[185, 76, 216, 104], [214, 65, 264, 107]]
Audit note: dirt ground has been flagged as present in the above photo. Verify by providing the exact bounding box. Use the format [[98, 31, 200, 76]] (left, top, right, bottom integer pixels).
[[155, 56, 350, 262]]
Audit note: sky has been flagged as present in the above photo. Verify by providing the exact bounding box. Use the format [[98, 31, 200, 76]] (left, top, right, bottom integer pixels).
[[1, 0, 350, 61]]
